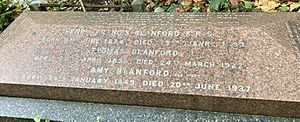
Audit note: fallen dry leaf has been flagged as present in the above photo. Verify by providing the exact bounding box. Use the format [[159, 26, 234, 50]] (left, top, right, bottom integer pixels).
[[230, 0, 239, 6], [146, 1, 155, 12], [193, 0, 202, 2], [176, 7, 185, 12], [255, 0, 280, 11], [165, 0, 173, 5], [181, 0, 193, 6]]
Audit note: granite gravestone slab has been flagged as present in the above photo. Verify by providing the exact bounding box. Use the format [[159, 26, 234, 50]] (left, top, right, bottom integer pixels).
[[0, 12, 299, 118]]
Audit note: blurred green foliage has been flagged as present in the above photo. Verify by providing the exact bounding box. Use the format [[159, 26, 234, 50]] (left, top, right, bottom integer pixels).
[[0, 0, 23, 31], [45, 0, 131, 11], [42, 0, 300, 12]]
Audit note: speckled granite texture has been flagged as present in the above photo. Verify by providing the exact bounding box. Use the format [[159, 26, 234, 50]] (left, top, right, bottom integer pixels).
[[0, 96, 299, 122], [0, 12, 299, 117]]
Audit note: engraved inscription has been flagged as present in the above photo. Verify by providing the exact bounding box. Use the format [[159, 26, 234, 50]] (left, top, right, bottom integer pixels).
[[15, 14, 255, 97]]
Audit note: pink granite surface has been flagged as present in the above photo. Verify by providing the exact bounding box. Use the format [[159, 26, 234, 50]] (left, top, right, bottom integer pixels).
[[0, 12, 299, 117]]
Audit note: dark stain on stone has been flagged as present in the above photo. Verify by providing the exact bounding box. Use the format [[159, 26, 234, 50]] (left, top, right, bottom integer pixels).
[[31, 32, 37, 35]]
